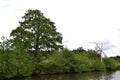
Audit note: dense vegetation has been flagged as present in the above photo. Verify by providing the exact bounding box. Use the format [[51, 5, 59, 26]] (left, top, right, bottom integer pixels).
[[0, 9, 120, 80]]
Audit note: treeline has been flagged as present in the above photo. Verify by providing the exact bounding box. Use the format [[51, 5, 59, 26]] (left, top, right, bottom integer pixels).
[[0, 48, 120, 80], [110, 56, 120, 69], [0, 9, 120, 80]]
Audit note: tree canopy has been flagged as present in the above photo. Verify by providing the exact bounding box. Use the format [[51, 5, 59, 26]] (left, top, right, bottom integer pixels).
[[10, 9, 63, 65]]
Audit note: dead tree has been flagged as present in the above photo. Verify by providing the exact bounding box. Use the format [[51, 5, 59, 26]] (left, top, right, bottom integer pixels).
[[95, 42, 107, 61]]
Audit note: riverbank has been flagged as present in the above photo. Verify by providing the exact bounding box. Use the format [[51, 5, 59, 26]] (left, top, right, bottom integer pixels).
[[10, 70, 120, 80], [1, 49, 120, 80]]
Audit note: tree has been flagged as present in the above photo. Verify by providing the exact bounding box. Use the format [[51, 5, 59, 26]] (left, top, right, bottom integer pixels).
[[10, 9, 63, 66], [73, 47, 86, 53], [0, 36, 12, 51]]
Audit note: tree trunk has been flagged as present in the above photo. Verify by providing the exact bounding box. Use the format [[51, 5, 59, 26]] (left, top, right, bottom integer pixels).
[[33, 36, 39, 68], [33, 49, 38, 67]]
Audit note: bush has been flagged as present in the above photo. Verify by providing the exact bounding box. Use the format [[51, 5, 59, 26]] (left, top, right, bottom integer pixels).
[[0, 50, 33, 79], [1, 48, 120, 79], [90, 58, 106, 71], [71, 53, 91, 72], [103, 58, 119, 70], [36, 50, 71, 74], [36, 50, 93, 74]]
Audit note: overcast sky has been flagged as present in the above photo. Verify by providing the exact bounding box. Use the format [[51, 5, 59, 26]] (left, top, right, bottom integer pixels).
[[0, 0, 120, 56]]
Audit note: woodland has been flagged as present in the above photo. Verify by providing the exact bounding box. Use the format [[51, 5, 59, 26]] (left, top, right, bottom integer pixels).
[[0, 9, 120, 80]]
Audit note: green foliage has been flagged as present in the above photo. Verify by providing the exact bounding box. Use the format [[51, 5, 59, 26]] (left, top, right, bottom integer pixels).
[[0, 9, 120, 80], [90, 58, 106, 71], [0, 47, 119, 79], [86, 49, 98, 59], [71, 53, 91, 72], [10, 9, 63, 51], [103, 58, 119, 70], [0, 36, 12, 51], [37, 54, 65, 74], [35, 49, 104, 74], [10, 9, 63, 67], [73, 47, 86, 53], [36, 49, 71, 74], [110, 56, 120, 69], [0, 36, 33, 79], [115, 56, 120, 63], [0, 50, 33, 79]]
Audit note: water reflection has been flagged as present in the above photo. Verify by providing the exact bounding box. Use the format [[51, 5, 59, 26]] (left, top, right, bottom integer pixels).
[[12, 70, 120, 80]]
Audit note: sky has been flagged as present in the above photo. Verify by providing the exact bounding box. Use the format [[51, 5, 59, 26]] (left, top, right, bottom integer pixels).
[[0, 0, 120, 56]]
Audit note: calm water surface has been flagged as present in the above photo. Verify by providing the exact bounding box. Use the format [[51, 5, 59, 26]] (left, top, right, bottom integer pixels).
[[13, 70, 120, 80]]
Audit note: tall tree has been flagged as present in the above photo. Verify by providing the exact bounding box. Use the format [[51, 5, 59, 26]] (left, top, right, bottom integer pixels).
[[10, 9, 63, 66]]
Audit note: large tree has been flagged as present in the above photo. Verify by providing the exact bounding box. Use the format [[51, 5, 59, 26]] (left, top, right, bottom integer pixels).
[[10, 9, 63, 66]]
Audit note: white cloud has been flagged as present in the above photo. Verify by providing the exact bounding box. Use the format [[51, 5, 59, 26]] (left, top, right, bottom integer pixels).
[[0, 0, 120, 56]]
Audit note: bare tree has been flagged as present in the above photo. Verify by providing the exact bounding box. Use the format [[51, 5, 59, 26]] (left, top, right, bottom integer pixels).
[[95, 42, 107, 61]]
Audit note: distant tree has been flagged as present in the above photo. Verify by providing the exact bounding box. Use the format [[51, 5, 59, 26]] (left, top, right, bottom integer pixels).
[[73, 47, 86, 53], [0, 36, 12, 51], [87, 49, 98, 59], [10, 9, 63, 66]]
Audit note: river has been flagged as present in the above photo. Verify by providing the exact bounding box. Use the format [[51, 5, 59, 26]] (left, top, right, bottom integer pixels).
[[12, 70, 120, 80]]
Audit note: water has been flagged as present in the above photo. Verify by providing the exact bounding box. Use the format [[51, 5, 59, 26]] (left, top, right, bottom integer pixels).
[[12, 70, 120, 80]]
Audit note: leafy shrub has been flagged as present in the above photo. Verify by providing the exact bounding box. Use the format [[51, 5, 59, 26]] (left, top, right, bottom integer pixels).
[[0, 50, 33, 79], [86, 49, 98, 59], [90, 58, 105, 71], [36, 50, 71, 74], [36, 50, 92, 74], [103, 58, 119, 70], [71, 53, 91, 72]]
